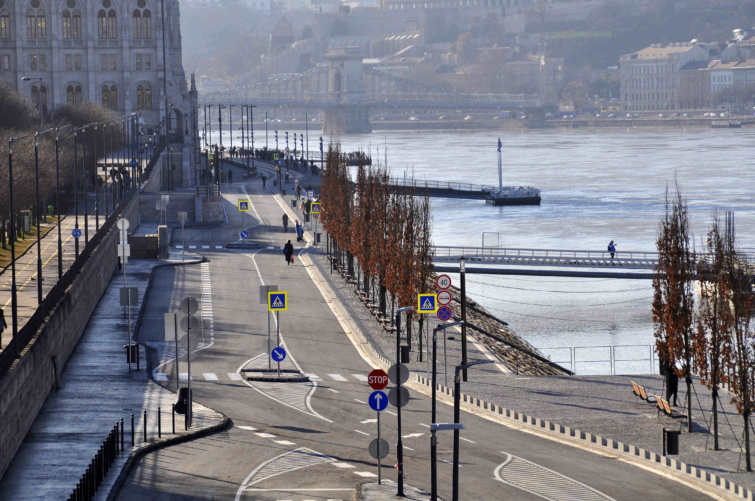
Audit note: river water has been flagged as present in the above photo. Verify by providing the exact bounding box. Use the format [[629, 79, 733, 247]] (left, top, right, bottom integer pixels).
[[333, 127, 755, 375]]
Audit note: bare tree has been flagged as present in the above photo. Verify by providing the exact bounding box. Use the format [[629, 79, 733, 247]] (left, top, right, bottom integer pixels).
[[653, 187, 696, 432]]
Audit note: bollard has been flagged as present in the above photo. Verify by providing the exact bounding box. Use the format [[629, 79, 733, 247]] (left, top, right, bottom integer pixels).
[[158, 407, 162, 438], [143, 410, 147, 442], [131, 413, 135, 445], [120, 418, 124, 451], [172, 405, 175, 434]]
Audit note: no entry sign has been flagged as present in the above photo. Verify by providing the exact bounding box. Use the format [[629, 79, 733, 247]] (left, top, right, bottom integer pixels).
[[368, 369, 389, 390]]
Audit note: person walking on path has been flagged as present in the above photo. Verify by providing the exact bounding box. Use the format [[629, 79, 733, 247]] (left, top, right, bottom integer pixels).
[[295, 221, 304, 242], [0, 307, 6, 346], [283, 240, 294, 265], [220, 169, 227, 183], [608, 240, 617, 259], [261, 175, 267, 188], [228, 169, 233, 183], [282, 213, 289, 232]]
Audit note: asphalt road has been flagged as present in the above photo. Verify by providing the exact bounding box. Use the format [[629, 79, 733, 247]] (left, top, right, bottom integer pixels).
[[117, 177, 715, 501]]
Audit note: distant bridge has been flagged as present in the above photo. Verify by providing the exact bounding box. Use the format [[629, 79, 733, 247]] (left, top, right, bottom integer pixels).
[[202, 47, 550, 134]]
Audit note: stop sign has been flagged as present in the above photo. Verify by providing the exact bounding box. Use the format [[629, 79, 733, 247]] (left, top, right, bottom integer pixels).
[[368, 369, 389, 390]]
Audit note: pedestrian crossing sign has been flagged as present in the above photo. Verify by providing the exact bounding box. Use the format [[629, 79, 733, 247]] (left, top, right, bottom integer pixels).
[[268, 292, 288, 311], [311, 202, 321, 214], [238, 200, 250, 212], [417, 293, 438, 313]]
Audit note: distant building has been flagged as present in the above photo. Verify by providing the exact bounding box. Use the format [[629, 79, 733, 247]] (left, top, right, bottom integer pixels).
[[619, 43, 711, 111], [380, 0, 524, 11], [0, 0, 195, 141]]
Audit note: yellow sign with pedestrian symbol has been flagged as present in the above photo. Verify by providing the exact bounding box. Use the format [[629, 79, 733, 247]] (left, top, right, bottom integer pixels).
[[417, 293, 437, 313], [311, 202, 321, 214], [268, 292, 288, 311], [238, 200, 250, 212]]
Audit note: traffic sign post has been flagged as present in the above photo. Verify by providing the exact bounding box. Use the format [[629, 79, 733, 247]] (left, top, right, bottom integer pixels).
[[272, 346, 287, 377], [368, 389, 389, 484], [179, 296, 199, 428], [267, 291, 287, 372], [260, 285, 278, 369], [238, 199, 250, 238]]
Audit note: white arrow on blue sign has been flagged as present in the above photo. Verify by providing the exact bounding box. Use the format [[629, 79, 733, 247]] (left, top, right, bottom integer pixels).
[[271, 346, 287, 362], [368, 390, 388, 412], [72, 228, 82, 239], [240, 230, 249, 239]]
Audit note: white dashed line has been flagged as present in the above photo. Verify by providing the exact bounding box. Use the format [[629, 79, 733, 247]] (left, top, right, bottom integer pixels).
[[354, 399, 366, 404], [354, 430, 370, 436], [275, 440, 296, 446], [419, 423, 431, 428], [461, 437, 475, 443], [305, 374, 321, 381], [328, 374, 348, 381], [203, 373, 219, 380], [237, 425, 257, 431], [255, 433, 276, 438], [332, 462, 355, 469], [328, 388, 339, 393], [354, 472, 378, 478], [352, 374, 368, 381], [228, 373, 243, 380]]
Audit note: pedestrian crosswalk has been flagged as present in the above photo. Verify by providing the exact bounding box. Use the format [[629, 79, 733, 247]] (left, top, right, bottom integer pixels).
[[152, 371, 373, 383], [175, 244, 225, 250]]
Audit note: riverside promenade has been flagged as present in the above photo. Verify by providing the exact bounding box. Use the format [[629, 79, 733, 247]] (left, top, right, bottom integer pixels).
[[0, 156, 752, 500]]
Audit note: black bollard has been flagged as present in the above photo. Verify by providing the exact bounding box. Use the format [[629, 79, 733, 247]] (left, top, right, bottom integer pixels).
[[158, 407, 162, 438], [143, 410, 147, 442], [131, 413, 135, 445]]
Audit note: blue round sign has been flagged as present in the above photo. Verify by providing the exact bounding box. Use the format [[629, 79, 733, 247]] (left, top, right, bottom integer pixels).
[[72, 228, 82, 239], [240, 230, 249, 239], [368, 390, 389, 412], [437, 306, 453, 321], [271, 346, 286, 362]]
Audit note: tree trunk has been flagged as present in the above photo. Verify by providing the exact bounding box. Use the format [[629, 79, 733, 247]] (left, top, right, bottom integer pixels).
[[379, 284, 387, 316], [745, 408, 752, 472], [686, 374, 693, 433], [406, 313, 412, 350], [347, 252, 354, 277], [712, 383, 719, 450]]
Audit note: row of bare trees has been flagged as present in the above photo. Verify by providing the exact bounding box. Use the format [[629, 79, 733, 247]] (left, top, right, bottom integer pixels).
[[0, 84, 127, 250], [653, 188, 755, 470], [320, 144, 434, 350]]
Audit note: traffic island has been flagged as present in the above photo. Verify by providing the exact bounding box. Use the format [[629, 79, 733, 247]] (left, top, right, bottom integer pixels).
[[241, 368, 310, 383]]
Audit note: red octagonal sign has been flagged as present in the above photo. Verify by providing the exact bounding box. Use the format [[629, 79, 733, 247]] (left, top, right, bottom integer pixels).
[[368, 369, 389, 390]]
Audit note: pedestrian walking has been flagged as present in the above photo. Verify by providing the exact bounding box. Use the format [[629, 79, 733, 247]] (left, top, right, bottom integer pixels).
[[261, 175, 267, 188], [228, 169, 233, 183], [220, 169, 227, 183], [296, 221, 304, 242], [0, 307, 6, 342], [282, 213, 289, 232], [608, 240, 617, 259], [283, 240, 294, 265]]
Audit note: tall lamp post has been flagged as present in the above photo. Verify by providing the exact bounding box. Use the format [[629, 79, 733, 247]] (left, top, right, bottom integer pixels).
[[55, 128, 64, 279], [395, 305, 414, 497], [228, 104, 235, 149], [33, 130, 47, 303], [460, 256, 468, 381], [21, 76, 43, 125], [250, 104, 256, 172], [218, 104, 226, 148], [430, 320, 464, 501]]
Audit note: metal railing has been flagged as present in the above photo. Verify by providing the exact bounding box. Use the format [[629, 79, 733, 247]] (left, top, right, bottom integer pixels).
[[389, 178, 495, 193], [67, 421, 122, 501], [538, 344, 660, 375], [432, 246, 660, 262]]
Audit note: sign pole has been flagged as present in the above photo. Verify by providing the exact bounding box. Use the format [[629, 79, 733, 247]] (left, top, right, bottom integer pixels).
[[174, 313, 179, 386], [276, 310, 280, 377], [267, 309, 271, 369], [187, 313, 192, 428], [377, 410, 382, 484]]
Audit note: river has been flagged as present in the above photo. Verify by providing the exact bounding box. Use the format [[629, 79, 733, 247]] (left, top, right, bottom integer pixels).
[[332, 127, 755, 375]]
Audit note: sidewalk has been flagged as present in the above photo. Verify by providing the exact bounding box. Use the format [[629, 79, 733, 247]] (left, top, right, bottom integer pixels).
[[0, 249, 227, 501]]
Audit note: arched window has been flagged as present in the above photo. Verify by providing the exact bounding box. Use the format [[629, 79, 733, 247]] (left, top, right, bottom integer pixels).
[[102, 84, 117, 109], [66, 84, 82, 105], [27, 0, 46, 40], [0, 10, 10, 39], [132, 8, 151, 39], [136, 83, 152, 109], [98, 0, 116, 39]]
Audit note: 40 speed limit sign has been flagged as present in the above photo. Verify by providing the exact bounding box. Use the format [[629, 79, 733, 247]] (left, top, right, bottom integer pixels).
[[436, 274, 452, 290]]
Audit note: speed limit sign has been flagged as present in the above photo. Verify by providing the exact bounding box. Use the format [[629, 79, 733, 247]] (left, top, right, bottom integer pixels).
[[436, 274, 452, 290]]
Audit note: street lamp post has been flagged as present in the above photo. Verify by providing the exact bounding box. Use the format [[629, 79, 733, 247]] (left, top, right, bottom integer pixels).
[[33, 131, 44, 303], [21, 76, 43, 125], [250, 105, 256, 172], [395, 305, 414, 497], [452, 360, 495, 501], [460, 256, 468, 381], [73, 128, 80, 258], [218, 104, 226, 148], [55, 128, 63, 279], [228, 104, 235, 149], [431, 320, 464, 501], [265, 110, 268, 149]]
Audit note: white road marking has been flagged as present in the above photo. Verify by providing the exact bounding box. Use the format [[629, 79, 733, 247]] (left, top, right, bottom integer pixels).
[[404, 447, 414, 451], [361, 419, 377, 424], [203, 373, 218, 380], [176, 245, 183, 249], [352, 374, 368, 381], [237, 425, 257, 431], [275, 440, 296, 446], [304, 373, 321, 380], [215, 245, 223, 249], [228, 373, 243, 380], [332, 462, 355, 469], [189, 245, 197, 249], [460, 437, 475, 443], [419, 423, 431, 428], [386, 411, 397, 416], [255, 433, 277, 438], [153, 373, 168, 381], [328, 374, 348, 381], [328, 388, 339, 393], [202, 245, 209, 249], [179, 373, 189, 381], [354, 399, 366, 404], [354, 430, 370, 436], [354, 472, 378, 478], [403, 433, 424, 439]]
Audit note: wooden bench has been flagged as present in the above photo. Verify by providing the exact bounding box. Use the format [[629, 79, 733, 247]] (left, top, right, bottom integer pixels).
[[657, 398, 685, 418], [631, 381, 656, 403]]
